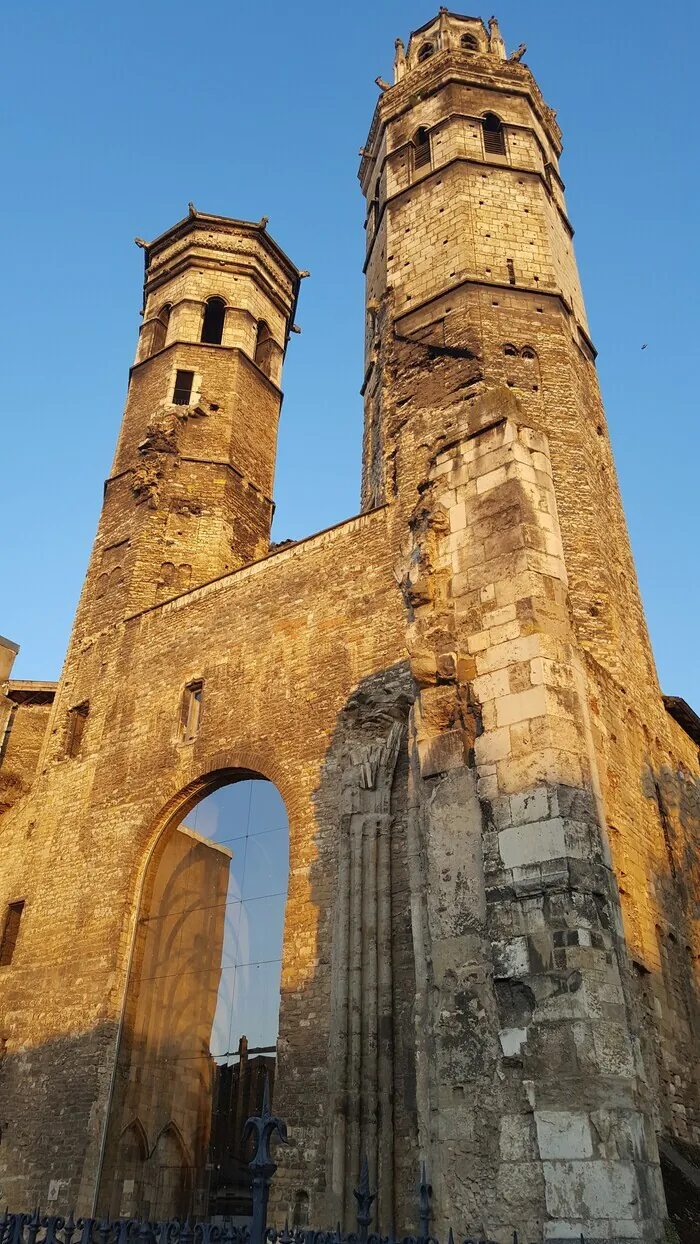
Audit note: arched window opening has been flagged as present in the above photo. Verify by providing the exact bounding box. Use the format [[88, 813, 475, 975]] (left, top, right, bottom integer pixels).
[[98, 777, 290, 1221], [254, 320, 275, 378], [413, 126, 431, 171], [483, 112, 506, 156], [503, 343, 518, 357], [201, 296, 227, 345], [150, 304, 171, 356], [293, 1190, 310, 1228], [461, 33, 478, 50], [521, 345, 537, 360], [417, 41, 434, 63]]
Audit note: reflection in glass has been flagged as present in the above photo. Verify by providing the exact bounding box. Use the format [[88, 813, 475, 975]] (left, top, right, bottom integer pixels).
[[98, 779, 289, 1221]]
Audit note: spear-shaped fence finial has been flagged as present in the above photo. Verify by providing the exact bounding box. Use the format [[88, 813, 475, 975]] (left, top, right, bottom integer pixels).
[[243, 1073, 289, 1244], [418, 1162, 432, 1241], [353, 1156, 375, 1244]]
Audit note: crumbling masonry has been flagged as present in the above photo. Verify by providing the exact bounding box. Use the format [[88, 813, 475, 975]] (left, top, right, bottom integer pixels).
[[1, 12, 699, 1244]]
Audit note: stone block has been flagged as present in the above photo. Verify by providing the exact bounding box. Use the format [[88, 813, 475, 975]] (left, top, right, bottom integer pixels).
[[475, 726, 512, 765], [448, 501, 467, 532], [510, 786, 549, 824], [471, 669, 511, 703], [499, 1026, 527, 1057], [499, 1112, 536, 1160], [476, 465, 508, 494], [542, 1158, 641, 1222], [493, 935, 530, 977], [499, 817, 566, 869], [495, 686, 548, 727], [535, 1110, 593, 1159], [481, 603, 517, 629], [418, 728, 466, 778]]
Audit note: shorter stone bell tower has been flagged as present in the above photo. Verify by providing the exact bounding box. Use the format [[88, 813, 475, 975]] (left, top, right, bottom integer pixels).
[[75, 208, 300, 637]]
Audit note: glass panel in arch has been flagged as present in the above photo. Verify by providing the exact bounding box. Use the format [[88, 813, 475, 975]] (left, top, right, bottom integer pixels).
[[97, 778, 289, 1223]]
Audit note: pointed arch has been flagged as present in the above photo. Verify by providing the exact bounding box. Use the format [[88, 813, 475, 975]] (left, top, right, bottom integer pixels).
[[482, 111, 506, 156], [119, 1116, 150, 1161], [151, 1118, 192, 1165]]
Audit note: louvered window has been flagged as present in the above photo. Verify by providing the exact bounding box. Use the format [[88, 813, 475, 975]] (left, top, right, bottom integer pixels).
[[173, 369, 194, 405], [0, 901, 25, 967], [483, 113, 506, 156], [414, 127, 431, 171]]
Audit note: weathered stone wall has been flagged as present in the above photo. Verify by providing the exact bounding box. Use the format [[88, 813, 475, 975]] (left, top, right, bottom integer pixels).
[[399, 404, 667, 1239], [0, 684, 56, 815], [0, 509, 412, 1221]]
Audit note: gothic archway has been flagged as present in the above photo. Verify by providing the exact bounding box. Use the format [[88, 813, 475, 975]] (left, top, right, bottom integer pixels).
[[98, 775, 290, 1220]]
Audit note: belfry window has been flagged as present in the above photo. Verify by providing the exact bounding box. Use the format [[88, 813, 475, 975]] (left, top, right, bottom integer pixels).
[[0, 900, 25, 967], [173, 369, 194, 405], [461, 33, 478, 50], [66, 702, 88, 757], [483, 112, 506, 156], [413, 126, 431, 171], [150, 304, 171, 355], [181, 680, 203, 742], [201, 296, 226, 345], [417, 41, 434, 63]]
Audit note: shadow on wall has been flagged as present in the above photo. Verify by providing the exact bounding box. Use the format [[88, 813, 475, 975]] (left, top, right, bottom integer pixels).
[[273, 662, 418, 1235], [0, 1022, 120, 1212], [636, 763, 700, 1244]]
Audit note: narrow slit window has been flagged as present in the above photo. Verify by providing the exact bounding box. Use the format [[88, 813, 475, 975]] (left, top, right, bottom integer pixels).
[[507, 258, 516, 285], [483, 113, 506, 156], [254, 320, 275, 378], [414, 127, 431, 171], [0, 901, 25, 967], [181, 680, 203, 742], [201, 296, 226, 345], [66, 702, 89, 757], [173, 370, 194, 405], [150, 304, 171, 356]]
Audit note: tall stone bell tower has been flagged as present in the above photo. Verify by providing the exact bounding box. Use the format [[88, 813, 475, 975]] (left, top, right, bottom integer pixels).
[[74, 207, 301, 638]]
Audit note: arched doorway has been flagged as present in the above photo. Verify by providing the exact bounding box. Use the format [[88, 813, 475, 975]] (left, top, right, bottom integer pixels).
[[98, 777, 289, 1221]]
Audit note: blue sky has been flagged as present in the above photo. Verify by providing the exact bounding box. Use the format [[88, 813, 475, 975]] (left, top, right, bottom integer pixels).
[[3, 1, 698, 708]]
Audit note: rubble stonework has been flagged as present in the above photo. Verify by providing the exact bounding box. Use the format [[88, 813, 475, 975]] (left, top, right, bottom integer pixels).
[[0, 12, 698, 1244]]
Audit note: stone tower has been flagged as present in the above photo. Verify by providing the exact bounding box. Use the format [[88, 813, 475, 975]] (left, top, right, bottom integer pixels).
[[77, 208, 300, 635], [1, 12, 698, 1244]]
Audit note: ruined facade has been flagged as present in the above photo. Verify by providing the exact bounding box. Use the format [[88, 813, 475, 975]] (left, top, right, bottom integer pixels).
[[1, 12, 699, 1243]]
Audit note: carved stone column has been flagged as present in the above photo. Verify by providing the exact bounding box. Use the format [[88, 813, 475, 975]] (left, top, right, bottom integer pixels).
[[329, 718, 404, 1230]]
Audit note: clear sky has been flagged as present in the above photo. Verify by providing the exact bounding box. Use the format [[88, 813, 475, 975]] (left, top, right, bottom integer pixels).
[[2, 1, 698, 708]]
